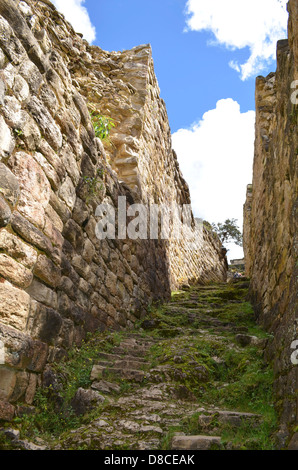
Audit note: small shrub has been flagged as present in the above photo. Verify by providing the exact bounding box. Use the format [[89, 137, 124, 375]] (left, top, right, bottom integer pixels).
[[90, 112, 115, 141]]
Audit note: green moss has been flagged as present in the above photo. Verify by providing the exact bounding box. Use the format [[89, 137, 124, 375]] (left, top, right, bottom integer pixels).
[[11, 281, 277, 450]]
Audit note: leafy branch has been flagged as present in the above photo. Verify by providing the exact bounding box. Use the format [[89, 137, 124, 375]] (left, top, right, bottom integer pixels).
[[83, 168, 104, 203], [211, 219, 243, 247], [90, 111, 115, 141]]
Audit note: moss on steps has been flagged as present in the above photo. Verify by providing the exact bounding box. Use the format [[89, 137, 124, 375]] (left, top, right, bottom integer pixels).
[[0, 281, 277, 450]]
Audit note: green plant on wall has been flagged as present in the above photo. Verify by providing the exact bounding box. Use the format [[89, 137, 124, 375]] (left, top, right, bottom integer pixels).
[[90, 111, 115, 141], [83, 168, 104, 203]]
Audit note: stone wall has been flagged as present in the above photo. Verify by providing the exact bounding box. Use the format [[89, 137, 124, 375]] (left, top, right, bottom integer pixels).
[[243, 0, 298, 448], [0, 0, 227, 416]]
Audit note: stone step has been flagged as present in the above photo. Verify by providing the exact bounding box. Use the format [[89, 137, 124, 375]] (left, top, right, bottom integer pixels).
[[94, 359, 148, 370], [198, 410, 263, 428], [113, 359, 148, 370], [104, 367, 146, 383], [171, 435, 222, 450], [113, 347, 151, 357], [97, 352, 148, 363], [91, 364, 146, 383]]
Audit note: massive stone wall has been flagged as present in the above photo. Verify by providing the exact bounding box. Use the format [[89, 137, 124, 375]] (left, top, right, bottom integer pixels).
[[243, 0, 297, 448], [0, 0, 226, 416]]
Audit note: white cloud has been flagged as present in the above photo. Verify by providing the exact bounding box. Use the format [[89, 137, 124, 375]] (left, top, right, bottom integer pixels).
[[172, 98, 255, 260], [52, 0, 96, 43], [185, 0, 288, 80]]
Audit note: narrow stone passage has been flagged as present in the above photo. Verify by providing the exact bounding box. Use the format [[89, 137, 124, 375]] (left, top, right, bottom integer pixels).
[[0, 278, 277, 450]]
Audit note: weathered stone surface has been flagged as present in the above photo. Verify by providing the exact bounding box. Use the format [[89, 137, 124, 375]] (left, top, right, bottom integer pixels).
[[11, 212, 53, 255], [29, 304, 62, 345], [0, 367, 16, 401], [288, 433, 298, 450], [71, 388, 105, 416], [0, 253, 33, 288], [0, 16, 27, 65], [58, 176, 76, 210], [26, 279, 57, 309], [243, 0, 297, 444], [8, 151, 51, 228], [0, 115, 15, 159], [90, 365, 105, 382], [0, 281, 31, 331], [34, 254, 61, 288], [0, 194, 11, 227], [0, 0, 228, 411], [171, 435, 222, 450], [0, 229, 38, 269], [0, 162, 20, 205], [0, 399, 15, 421], [27, 97, 62, 151]]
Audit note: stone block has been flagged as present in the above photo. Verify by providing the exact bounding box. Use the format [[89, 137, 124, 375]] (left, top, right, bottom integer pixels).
[[0, 253, 33, 288], [34, 254, 61, 288], [0, 367, 16, 401], [0, 399, 15, 421], [11, 212, 53, 255], [0, 195, 11, 227], [171, 435, 222, 450], [27, 96, 62, 151], [0, 162, 20, 205], [26, 278, 57, 309], [0, 281, 31, 331], [0, 230, 38, 269], [0, 323, 48, 372]]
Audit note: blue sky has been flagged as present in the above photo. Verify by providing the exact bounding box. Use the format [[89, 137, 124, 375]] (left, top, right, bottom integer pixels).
[[86, 0, 256, 131], [52, 0, 288, 260]]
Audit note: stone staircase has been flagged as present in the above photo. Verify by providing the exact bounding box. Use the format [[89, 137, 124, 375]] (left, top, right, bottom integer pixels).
[[1, 280, 273, 450], [50, 280, 270, 450]]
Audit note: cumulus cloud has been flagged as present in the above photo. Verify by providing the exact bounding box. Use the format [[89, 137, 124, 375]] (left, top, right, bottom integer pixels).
[[172, 98, 255, 259], [52, 0, 96, 43], [185, 0, 288, 80]]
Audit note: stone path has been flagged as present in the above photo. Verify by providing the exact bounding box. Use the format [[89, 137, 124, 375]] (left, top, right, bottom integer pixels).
[[51, 280, 269, 450]]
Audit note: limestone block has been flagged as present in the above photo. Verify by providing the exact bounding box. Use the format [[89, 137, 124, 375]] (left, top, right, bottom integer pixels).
[[0, 399, 15, 421], [0, 322, 48, 372], [0, 281, 31, 331], [58, 176, 76, 210], [0, 115, 15, 159], [26, 278, 57, 309], [8, 151, 51, 228], [27, 97, 62, 151], [171, 435, 222, 450], [0, 49, 5, 69], [0, 194, 11, 227], [45, 203, 64, 233], [72, 255, 90, 279], [60, 144, 80, 186], [82, 238, 95, 263], [13, 74, 30, 102], [34, 152, 60, 191], [105, 271, 118, 297], [34, 254, 61, 288], [11, 212, 53, 255], [0, 253, 33, 288], [0, 366, 16, 401], [21, 115, 42, 150], [1, 95, 29, 129], [0, 230, 37, 269], [9, 370, 29, 402], [30, 304, 62, 345], [25, 373, 37, 405], [0, 16, 27, 65]]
